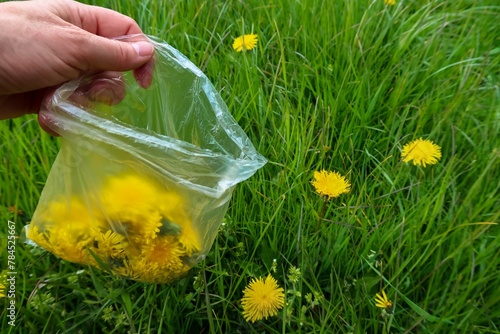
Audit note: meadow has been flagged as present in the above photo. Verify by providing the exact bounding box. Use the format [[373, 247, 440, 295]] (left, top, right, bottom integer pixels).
[[1, 0, 499, 332]]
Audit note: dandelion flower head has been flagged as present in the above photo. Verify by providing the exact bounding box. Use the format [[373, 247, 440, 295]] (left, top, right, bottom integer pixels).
[[92, 230, 127, 259], [157, 192, 201, 254], [176, 221, 202, 255], [27, 197, 98, 264], [374, 290, 393, 309], [37, 197, 101, 234], [100, 174, 163, 241], [401, 138, 442, 167], [233, 34, 258, 52], [241, 275, 285, 323], [129, 236, 189, 284], [384, 0, 396, 5], [311, 170, 351, 199]]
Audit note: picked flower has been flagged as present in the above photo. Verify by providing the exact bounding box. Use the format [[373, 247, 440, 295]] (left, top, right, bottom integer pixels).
[[374, 289, 393, 309], [242, 275, 285, 323], [311, 170, 351, 199], [27, 173, 201, 284], [233, 34, 258, 52], [0, 273, 7, 299], [401, 138, 442, 167]]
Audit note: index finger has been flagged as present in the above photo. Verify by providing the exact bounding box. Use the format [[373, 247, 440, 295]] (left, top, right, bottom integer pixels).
[[56, 0, 144, 37]]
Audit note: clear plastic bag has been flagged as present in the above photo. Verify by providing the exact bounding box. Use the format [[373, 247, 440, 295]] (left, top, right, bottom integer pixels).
[[25, 35, 266, 284]]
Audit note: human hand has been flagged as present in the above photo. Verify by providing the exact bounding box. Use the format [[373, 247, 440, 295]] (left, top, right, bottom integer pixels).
[[0, 0, 154, 125]]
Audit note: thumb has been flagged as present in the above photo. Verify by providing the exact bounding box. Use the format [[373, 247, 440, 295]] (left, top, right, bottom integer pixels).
[[79, 34, 154, 72]]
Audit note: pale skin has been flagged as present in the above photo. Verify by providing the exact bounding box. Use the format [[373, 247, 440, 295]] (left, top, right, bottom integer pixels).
[[0, 0, 154, 131]]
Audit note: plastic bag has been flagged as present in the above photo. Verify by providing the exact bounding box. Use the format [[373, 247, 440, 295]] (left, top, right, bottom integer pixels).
[[25, 35, 266, 284]]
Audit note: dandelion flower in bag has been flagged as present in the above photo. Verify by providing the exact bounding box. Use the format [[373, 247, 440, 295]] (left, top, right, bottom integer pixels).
[[27, 197, 101, 264], [92, 230, 127, 259], [26, 35, 266, 284], [99, 174, 167, 243], [98, 173, 201, 283], [28, 173, 202, 283], [128, 235, 191, 284]]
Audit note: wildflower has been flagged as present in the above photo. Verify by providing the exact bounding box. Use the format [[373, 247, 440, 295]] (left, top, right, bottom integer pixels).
[[305, 291, 322, 309], [27, 196, 98, 264], [271, 259, 278, 273], [375, 290, 393, 309], [0, 282, 5, 298], [93, 230, 127, 259], [233, 34, 258, 52], [34, 196, 102, 235], [100, 174, 164, 242], [29, 292, 55, 310], [177, 224, 201, 255], [384, 0, 396, 5], [44, 227, 95, 264], [102, 305, 114, 323], [401, 138, 442, 167], [27, 172, 201, 284], [158, 192, 201, 255], [141, 236, 184, 270], [287, 266, 301, 284], [311, 170, 351, 199], [130, 236, 190, 283], [242, 275, 285, 323], [113, 260, 138, 280]]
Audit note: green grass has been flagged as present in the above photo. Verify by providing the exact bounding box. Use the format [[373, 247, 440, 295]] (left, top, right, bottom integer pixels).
[[1, 0, 499, 332]]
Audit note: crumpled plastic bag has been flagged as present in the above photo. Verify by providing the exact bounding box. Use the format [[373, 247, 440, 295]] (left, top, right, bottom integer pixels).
[[25, 35, 266, 284]]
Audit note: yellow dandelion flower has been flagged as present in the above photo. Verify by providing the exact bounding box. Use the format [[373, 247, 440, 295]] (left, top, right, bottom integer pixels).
[[158, 192, 185, 214], [29, 172, 200, 284], [34, 196, 101, 234], [233, 34, 258, 52], [130, 236, 189, 283], [157, 192, 201, 255], [0, 282, 5, 299], [241, 275, 285, 323], [26, 225, 51, 252], [401, 138, 442, 167], [28, 225, 93, 264], [50, 229, 95, 264], [157, 192, 189, 230], [100, 174, 164, 241], [27, 197, 98, 264], [177, 222, 201, 255], [93, 230, 127, 259], [384, 0, 396, 5], [141, 236, 185, 269], [113, 259, 139, 280], [311, 170, 351, 199], [374, 290, 393, 309]]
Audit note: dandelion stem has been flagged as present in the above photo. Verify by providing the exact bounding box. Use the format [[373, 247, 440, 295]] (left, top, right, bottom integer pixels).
[[317, 197, 328, 230], [203, 269, 216, 334], [382, 318, 388, 334]]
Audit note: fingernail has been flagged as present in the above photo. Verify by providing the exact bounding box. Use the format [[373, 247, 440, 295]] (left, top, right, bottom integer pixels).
[[134, 60, 155, 88], [132, 41, 154, 57]]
